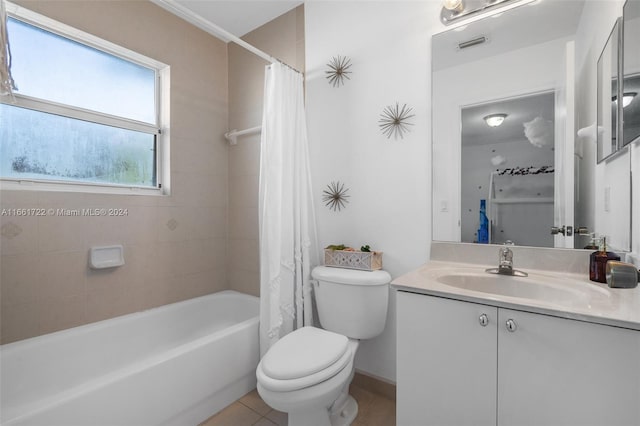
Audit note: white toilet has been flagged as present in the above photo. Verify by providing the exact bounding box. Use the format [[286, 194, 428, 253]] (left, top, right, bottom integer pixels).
[[256, 266, 391, 426]]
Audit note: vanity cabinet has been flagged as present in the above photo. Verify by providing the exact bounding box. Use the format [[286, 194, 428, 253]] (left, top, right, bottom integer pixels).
[[397, 291, 640, 426]]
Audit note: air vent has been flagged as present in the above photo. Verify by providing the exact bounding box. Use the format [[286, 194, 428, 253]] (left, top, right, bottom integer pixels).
[[458, 36, 488, 50]]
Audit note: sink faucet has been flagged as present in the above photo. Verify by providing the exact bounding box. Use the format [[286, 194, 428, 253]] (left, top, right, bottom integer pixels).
[[486, 241, 528, 277], [499, 241, 514, 274]]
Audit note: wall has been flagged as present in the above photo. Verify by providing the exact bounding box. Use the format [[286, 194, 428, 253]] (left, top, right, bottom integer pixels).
[[305, 0, 640, 383], [0, 0, 229, 343], [227, 6, 305, 297], [305, 1, 436, 382], [574, 0, 637, 259]]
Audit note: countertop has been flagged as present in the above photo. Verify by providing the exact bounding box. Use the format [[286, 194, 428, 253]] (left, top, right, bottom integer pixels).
[[392, 260, 640, 331]]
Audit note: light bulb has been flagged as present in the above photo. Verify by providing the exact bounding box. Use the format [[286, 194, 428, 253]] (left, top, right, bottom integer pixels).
[[444, 0, 464, 12]]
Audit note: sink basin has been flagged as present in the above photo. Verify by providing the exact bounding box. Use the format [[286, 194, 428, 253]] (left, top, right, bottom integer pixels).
[[434, 271, 610, 304]]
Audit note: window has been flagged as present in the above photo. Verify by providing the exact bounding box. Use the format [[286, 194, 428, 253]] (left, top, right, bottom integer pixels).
[[0, 6, 169, 193]]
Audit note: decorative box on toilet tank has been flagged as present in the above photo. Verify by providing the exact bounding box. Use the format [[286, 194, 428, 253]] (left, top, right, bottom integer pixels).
[[323, 249, 383, 271]]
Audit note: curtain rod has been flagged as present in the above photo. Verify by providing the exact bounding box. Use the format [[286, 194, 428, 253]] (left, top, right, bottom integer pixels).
[[225, 125, 261, 145], [149, 0, 302, 75]]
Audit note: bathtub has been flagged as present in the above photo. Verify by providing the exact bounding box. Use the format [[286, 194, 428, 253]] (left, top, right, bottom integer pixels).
[[0, 290, 260, 426]]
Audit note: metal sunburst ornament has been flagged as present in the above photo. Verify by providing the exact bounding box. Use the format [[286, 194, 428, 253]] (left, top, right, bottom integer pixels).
[[322, 181, 350, 211], [325, 55, 352, 87], [379, 102, 415, 139]]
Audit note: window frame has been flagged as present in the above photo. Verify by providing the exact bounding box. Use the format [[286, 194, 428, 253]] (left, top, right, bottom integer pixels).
[[1, 2, 170, 195]]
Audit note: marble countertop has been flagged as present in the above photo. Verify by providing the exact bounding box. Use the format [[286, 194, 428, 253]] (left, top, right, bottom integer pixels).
[[392, 260, 640, 331]]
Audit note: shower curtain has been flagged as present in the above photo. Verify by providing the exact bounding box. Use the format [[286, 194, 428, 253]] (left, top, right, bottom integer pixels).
[[258, 62, 319, 356], [1, 0, 16, 96]]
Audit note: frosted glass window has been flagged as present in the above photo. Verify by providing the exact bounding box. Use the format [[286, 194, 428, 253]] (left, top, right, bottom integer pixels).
[[8, 17, 156, 124], [0, 105, 156, 187], [1, 10, 167, 191]]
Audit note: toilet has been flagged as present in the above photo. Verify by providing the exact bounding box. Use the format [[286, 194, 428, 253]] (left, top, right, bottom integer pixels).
[[256, 266, 391, 426]]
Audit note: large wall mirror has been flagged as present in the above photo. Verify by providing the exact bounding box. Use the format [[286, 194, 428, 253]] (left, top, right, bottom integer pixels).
[[597, 19, 620, 163], [432, 0, 633, 251], [622, 0, 640, 147]]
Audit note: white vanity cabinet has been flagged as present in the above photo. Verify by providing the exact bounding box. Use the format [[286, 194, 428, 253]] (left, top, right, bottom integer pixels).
[[397, 291, 640, 426], [397, 291, 498, 426]]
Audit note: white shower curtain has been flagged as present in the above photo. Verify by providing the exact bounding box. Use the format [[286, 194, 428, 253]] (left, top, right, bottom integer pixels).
[[1, 0, 16, 96], [259, 62, 319, 357]]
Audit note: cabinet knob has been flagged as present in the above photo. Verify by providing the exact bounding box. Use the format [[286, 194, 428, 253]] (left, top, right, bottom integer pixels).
[[479, 313, 489, 326], [506, 319, 517, 332]]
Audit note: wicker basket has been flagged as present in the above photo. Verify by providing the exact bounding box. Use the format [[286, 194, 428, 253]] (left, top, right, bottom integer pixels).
[[324, 249, 383, 271]]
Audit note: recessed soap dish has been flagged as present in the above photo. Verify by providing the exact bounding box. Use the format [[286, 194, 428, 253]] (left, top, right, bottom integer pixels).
[[90, 245, 125, 269]]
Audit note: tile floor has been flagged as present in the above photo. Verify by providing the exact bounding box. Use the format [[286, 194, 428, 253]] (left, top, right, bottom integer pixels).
[[200, 384, 396, 426]]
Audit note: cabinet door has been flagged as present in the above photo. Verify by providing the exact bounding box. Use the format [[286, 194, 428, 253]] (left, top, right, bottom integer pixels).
[[498, 309, 640, 426], [397, 292, 498, 426]]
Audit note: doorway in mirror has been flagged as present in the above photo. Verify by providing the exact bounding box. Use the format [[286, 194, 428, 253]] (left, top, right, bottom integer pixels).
[[461, 91, 556, 247]]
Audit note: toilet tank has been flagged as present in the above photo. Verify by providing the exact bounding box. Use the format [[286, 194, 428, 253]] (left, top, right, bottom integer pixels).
[[311, 266, 391, 340]]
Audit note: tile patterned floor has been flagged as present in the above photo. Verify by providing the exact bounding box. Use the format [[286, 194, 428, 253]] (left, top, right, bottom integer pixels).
[[200, 384, 396, 426]]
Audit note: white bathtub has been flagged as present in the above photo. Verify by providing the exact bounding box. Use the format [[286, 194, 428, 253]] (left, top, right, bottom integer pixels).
[[0, 290, 260, 426]]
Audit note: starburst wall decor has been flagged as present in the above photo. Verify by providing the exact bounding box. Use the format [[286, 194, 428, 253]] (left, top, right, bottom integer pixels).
[[322, 181, 350, 211], [379, 102, 415, 139], [325, 55, 352, 88]]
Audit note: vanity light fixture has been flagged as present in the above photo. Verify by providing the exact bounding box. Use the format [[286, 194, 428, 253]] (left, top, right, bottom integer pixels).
[[440, 0, 518, 25], [612, 92, 637, 108], [484, 113, 507, 127]]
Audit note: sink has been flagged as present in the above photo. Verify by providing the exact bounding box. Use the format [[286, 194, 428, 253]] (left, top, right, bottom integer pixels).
[[434, 271, 610, 304]]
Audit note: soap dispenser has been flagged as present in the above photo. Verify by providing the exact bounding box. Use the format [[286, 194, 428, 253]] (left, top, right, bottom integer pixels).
[[589, 237, 620, 283]]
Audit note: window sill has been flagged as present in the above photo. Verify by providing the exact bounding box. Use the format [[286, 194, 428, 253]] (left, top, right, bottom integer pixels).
[[0, 179, 167, 196]]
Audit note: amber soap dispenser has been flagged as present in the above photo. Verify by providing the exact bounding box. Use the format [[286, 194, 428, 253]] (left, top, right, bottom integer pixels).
[[589, 237, 620, 283]]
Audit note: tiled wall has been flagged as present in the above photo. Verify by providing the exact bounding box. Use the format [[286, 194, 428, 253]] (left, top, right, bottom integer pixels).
[[0, 0, 229, 344], [227, 7, 305, 297]]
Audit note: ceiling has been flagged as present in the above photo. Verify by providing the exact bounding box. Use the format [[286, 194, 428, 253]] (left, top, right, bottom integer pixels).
[[461, 91, 555, 147], [152, 0, 303, 40]]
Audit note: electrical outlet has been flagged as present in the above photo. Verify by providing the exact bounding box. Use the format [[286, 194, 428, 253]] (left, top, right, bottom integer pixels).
[[440, 200, 449, 212]]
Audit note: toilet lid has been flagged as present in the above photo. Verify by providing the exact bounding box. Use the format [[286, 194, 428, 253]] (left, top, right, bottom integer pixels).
[[261, 327, 349, 380]]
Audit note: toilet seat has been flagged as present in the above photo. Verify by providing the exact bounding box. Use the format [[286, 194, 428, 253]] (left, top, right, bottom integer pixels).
[[257, 327, 353, 392]]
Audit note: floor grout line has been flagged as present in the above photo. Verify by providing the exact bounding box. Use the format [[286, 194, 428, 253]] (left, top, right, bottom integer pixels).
[[236, 398, 274, 426]]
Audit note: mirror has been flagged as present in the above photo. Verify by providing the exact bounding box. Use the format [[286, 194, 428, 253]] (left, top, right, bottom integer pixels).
[[461, 92, 555, 246], [597, 19, 621, 162], [432, 0, 632, 250], [622, 0, 640, 147]]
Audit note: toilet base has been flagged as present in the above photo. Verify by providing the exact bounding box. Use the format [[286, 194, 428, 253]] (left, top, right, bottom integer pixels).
[[329, 395, 358, 426], [288, 407, 332, 426], [287, 394, 358, 426]]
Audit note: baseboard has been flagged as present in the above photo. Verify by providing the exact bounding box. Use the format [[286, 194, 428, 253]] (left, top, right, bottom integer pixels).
[[352, 370, 396, 401]]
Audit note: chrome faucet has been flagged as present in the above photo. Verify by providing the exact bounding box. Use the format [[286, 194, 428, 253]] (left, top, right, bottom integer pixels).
[[499, 243, 514, 273], [486, 241, 528, 277]]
